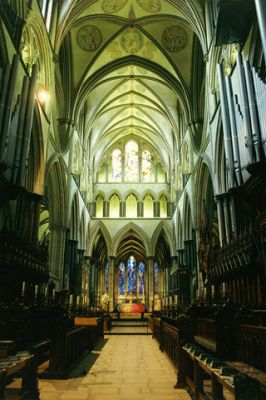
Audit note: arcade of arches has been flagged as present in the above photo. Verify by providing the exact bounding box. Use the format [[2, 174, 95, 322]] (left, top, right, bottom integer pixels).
[[0, 0, 266, 398]]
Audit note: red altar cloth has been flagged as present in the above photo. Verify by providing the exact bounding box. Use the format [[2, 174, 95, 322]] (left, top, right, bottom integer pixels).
[[116, 303, 146, 313]]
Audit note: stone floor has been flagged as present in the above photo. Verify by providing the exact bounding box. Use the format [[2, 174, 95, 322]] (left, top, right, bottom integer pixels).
[[6, 335, 192, 400]]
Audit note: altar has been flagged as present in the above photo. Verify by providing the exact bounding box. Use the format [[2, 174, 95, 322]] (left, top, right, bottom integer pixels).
[[115, 302, 147, 314]]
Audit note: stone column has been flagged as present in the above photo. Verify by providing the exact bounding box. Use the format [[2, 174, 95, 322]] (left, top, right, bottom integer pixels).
[[153, 201, 160, 217], [147, 256, 154, 311], [103, 200, 109, 217], [137, 200, 143, 217], [215, 195, 226, 246], [48, 225, 68, 289], [108, 256, 115, 311], [89, 202, 96, 217], [120, 201, 126, 217]]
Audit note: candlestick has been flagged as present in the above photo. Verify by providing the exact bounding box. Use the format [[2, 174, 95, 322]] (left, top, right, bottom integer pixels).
[[76, 296, 80, 306], [21, 281, 26, 297], [69, 294, 73, 305]]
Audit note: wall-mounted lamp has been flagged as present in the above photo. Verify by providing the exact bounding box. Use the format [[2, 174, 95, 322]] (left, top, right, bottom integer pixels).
[[36, 87, 50, 105]]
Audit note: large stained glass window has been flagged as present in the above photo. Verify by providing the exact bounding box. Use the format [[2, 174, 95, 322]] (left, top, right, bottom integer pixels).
[[118, 262, 126, 295], [105, 262, 109, 293], [127, 255, 137, 294], [138, 262, 145, 295], [142, 150, 152, 182], [154, 262, 159, 294], [111, 149, 122, 182], [125, 141, 138, 182]]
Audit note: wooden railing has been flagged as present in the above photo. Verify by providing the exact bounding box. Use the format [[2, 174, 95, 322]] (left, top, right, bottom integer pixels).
[[48, 325, 92, 378]]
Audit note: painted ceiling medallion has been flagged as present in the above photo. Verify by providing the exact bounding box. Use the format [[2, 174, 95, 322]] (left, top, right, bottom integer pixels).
[[137, 0, 161, 13], [77, 25, 102, 51], [102, 0, 128, 13], [162, 25, 187, 52], [120, 28, 144, 54]]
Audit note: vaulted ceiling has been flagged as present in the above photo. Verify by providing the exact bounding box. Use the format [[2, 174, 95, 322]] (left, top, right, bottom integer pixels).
[[55, 0, 206, 173]]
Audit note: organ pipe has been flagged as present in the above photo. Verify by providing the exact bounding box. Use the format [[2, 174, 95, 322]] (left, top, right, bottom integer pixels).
[[217, 63, 236, 187]]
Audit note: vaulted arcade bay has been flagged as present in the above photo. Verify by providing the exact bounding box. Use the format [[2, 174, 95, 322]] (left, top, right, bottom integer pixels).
[[0, 0, 266, 399]]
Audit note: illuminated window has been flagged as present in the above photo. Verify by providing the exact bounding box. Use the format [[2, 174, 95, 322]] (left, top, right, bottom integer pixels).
[[111, 149, 122, 182], [138, 262, 145, 295], [109, 194, 120, 218], [154, 262, 159, 294], [143, 194, 154, 217], [118, 262, 126, 294], [96, 196, 103, 217], [126, 194, 137, 218], [142, 150, 153, 182], [128, 255, 137, 294], [125, 141, 138, 182], [160, 195, 168, 218]]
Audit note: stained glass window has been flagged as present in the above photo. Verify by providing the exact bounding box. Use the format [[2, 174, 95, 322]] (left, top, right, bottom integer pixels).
[[138, 262, 145, 295], [125, 141, 138, 182], [142, 150, 152, 182], [127, 255, 137, 294], [105, 262, 109, 293], [118, 262, 126, 295], [111, 149, 122, 182], [154, 262, 159, 294]]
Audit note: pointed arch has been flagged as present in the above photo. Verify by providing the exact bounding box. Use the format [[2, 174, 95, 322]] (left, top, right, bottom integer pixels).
[[46, 155, 68, 228], [113, 222, 150, 257], [151, 221, 175, 257], [87, 221, 112, 257]]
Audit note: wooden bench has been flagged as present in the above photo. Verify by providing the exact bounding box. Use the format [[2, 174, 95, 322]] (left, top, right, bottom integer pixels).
[[226, 361, 266, 399], [181, 343, 265, 400], [74, 317, 104, 347], [0, 353, 39, 399]]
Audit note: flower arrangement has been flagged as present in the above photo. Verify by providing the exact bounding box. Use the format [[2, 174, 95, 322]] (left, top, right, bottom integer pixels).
[[100, 293, 110, 310]]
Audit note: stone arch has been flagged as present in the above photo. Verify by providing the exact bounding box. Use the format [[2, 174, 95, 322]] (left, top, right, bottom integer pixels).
[[141, 189, 156, 201], [94, 190, 106, 201], [108, 190, 122, 202], [113, 223, 150, 257], [21, 11, 52, 88], [46, 155, 68, 228], [124, 189, 140, 201], [88, 221, 112, 257], [26, 104, 45, 194], [151, 221, 175, 257]]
